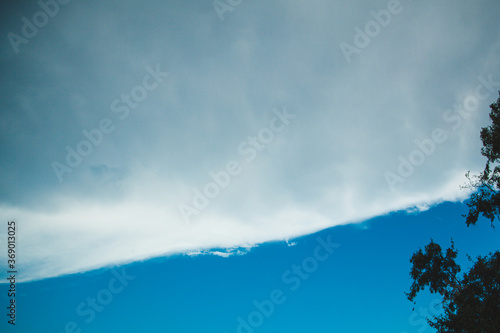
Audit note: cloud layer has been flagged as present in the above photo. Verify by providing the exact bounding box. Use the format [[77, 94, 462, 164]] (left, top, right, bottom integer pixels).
[[0, 0, 499, 281]]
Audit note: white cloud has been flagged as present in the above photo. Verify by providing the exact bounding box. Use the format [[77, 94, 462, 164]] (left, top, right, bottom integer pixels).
[[0, 168, 471, 282], [1, 0, 499, 282]]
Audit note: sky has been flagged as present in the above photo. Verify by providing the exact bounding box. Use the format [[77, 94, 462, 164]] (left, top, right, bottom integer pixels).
[[0, 0, 499, 332]]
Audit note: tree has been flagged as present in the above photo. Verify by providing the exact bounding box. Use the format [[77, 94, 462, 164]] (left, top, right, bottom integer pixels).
[[407, 241, 500, 332], [407, 240, 461, 304], [463, 92, 500, 228], [430, 251, 500, 332], [407, 92, 500, 332]]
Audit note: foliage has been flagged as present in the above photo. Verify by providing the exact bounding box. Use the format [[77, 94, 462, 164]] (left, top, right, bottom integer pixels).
[[408, 240, 500, 332], [407, 92, 500, 332], [463, 93, 500, 228], [430, 251, 500, 332], [407, 240, 460, 303]]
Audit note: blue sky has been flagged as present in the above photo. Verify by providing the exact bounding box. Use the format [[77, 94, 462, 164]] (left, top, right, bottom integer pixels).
[[2, 201, 500, 332], [0, 0, 500, 331]]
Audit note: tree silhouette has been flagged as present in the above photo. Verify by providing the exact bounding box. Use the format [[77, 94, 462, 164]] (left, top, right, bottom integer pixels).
[[407, 92, 500, 332], [463, 92, 500, 228]]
